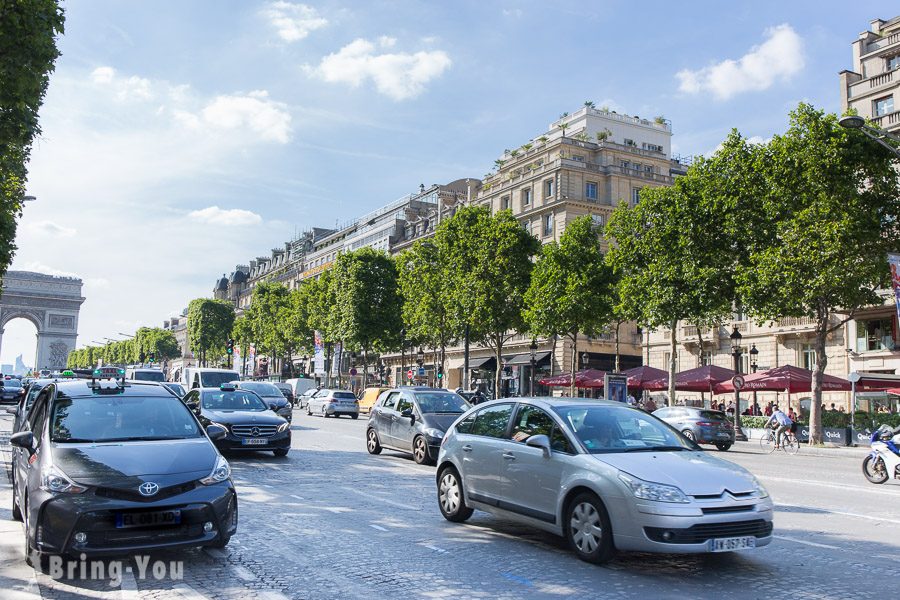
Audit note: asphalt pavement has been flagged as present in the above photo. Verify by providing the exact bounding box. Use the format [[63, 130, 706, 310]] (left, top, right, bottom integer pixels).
[[0, 407, 897, 600]]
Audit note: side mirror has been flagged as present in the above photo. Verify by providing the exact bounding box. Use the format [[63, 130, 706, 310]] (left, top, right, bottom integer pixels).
[[525, 434, 552, 457], [206, 424, 227, 441], [10, 431, 34, 452], [268, 403, 277, 411], [401, 408, 414, 421]]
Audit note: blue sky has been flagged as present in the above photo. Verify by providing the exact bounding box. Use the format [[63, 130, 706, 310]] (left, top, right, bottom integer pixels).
[[2, 0, 891, 366]]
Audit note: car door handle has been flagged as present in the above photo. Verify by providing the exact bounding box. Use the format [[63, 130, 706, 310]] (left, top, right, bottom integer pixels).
[[502, 452, 516, 460], [461, 445, 473, 452]]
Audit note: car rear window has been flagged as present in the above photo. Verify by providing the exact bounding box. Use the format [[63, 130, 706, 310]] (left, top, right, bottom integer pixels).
[[132, 371, 165, 382], [334, 392, 356, 400], [4, 379, 21, 388], [239, 382, 281, 396], [699, 410, 728, 421]]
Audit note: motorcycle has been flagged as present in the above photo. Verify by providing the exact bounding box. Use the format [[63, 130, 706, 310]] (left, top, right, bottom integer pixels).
[[862, 425, 900, 484]]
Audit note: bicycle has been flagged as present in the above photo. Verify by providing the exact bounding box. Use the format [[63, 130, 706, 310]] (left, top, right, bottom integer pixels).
[[759, 425, 800, 455]]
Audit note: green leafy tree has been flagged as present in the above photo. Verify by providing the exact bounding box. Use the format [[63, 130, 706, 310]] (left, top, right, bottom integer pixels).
[[132, 327, 178, 364], [245, 282, 293, 375], [438, 206, 539, 396], [187, 298, 235, 367], [0, 1, 65, 282], [734, 104, 900, 444], [332, 247, 403, 385], [306, 269, 338, 381], [525, 216, 616, 396], [232, 315, 253, 374]]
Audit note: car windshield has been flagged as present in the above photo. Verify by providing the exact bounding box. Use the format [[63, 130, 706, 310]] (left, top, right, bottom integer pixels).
[[51, 395, 202, 443], [132, 371, 165, 382], [238, 382, 281, 396], [202, 390, 267, 411], [415, 392, 469, 413], [554, 405, 693, 454], [199, 371, 240, 388]]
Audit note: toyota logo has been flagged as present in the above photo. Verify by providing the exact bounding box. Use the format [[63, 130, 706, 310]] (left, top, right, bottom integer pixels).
[[251, 427, 260, 436], [139, 482, 159, 497]]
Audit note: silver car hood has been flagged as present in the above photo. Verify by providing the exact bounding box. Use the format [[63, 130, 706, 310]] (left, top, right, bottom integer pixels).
[[592, 451, 755, 496]]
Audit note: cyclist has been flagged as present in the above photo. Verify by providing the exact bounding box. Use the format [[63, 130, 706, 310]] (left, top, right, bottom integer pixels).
[[765, 405, 793, 449]]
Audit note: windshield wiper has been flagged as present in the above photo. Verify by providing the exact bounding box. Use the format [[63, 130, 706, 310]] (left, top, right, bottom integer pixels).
[[53, 437, 97, 443], [622, 445, 690, 453], [97, 436, 192, 442]]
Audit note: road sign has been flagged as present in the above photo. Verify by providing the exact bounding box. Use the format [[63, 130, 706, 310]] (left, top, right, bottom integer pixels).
[[417, 367, 426, 377], [349, 368, 358, 376], [732, 375, 745, 390], [407, 369, 413, 380]]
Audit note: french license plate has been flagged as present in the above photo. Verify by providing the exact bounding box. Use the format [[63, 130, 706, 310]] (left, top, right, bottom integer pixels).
[[709, 536, 756, 552], [242, 438, 267, 445], [717, 432, 731, 438], [115, 509, 181, 529]]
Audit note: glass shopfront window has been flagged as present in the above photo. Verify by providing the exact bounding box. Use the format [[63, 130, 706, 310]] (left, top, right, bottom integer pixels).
[[856, 317, 896, 352]]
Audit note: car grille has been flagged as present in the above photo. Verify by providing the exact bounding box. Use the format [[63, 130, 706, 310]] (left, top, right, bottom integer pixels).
[[231, 424, 278, 437], [86, 523, 206, 548], [95, 481, 197, 503], [644, 519, 773, 544], [701, 505, 755, 515]]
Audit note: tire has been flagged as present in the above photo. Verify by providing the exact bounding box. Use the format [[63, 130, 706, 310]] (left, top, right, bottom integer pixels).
[[366, 429, 382, 454], [566, 492, 616, 565], [681, 429, 696, 442], [783, 435, 800, 456], [322, 406, 328, 418], [863, 455, 889, 484], [759, 431, 776, 454], [714, 442, 732, 451], [11, 473, 21, 522], [437, 467, 473, 522], [306, 405, 312, 416], [273, 448, 289, 457], [208, 535, 231, 549], [413, 436, 433, 465], [351, 414, 359, 420]]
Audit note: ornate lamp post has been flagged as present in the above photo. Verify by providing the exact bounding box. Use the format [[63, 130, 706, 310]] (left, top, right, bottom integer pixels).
[[730, 326, 748, 441], [529, 338, 537, 397], [416, 347, 425, 366], [581, 352, 589, 369], [749, 344, 759, 415]]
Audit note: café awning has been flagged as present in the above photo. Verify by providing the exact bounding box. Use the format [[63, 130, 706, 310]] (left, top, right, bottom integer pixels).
[[713, 365, 851, 394], [506, 352, 552, 366]]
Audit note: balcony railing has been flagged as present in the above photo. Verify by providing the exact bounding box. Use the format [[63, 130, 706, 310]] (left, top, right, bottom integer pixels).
[[682, 325, 720, 339], [865, 31, 900, 55], [870, 110, 900, 129]]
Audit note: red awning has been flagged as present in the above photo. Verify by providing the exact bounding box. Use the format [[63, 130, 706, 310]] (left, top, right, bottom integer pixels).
[[856, 373, 900, 391], [713, 364, 851, 394], [645, 365, 736, 393], [538, 368, 607, 388], [622, 365, 668, 390]]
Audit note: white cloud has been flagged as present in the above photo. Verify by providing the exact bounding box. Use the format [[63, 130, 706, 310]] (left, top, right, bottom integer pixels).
[[262, 1, 327, 42], [188, 206, 263, 226], [676, 24, 804, 100], [199, 91, 292, 143], [22, 220, 76, 237], [91, 66, 153, 101], [502, 8, 523, 17], [305, 37, 451, 101], [90, 66, 115, 84]]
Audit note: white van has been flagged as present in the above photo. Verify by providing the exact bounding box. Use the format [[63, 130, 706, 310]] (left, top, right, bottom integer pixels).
[[182, 367, 241, 390], [285, 377, 317, 399], [125, 367, 166, 383]]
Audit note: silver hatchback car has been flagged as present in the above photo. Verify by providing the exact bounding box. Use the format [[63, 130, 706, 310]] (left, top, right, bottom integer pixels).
[[436, 398, 773, 564], [306, 388, 360, 419], [652, 406, 735, 451]]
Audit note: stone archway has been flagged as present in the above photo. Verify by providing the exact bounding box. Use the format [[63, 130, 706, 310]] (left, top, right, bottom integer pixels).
[[0, 271, 85, 371]]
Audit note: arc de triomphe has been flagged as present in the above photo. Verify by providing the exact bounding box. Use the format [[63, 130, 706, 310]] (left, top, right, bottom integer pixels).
[[0, 271, 85, 370]]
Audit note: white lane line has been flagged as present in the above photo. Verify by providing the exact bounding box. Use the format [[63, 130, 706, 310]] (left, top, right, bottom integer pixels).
[[118, 564, 139, 600], [774, 535, 839, 550], [757, 475, 900, 497], [777, 503, 900, 526], [290, 494, 305, 501], [231, 565, 256, 581], [340, 486, 414, 510], [256, 591, 290, 600], [173, 583, 211, 600], [369, 524, 389, 531], [422, 544, 447, 553]]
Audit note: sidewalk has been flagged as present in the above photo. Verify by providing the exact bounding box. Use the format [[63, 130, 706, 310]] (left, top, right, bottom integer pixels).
[[732, 437, 871, 458]]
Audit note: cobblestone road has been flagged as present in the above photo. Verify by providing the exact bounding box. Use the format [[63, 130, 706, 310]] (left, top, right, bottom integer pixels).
[[1, 408, 897, 599]]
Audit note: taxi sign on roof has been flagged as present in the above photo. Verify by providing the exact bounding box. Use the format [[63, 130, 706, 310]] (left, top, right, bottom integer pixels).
[[61, 369, 76, 378], [93, 366, 125, 379]]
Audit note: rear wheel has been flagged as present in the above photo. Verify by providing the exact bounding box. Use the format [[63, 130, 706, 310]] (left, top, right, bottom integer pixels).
[[714, 442, 732, 451], [366, 429, 382, 454], [783, 434, 800, 455], [351, 413, 359, 420], [437, 467, 473, 522], [566, 492, 615, 564], [863, 455, 889, 484], [413, 436, 432, 465]]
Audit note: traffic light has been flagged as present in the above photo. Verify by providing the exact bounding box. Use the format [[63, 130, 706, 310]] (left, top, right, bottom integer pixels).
[[226, 339, 235, 355], [148, 352, 156, 363], [437, 365, 444, 380], [139, 352, 146, 363]]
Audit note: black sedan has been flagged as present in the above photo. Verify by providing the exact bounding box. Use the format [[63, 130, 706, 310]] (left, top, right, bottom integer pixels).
[[9, 375, 237, 568], [0, 377, 23, 404], [230, 381, 293, 422], [182, 386, 291, 456]]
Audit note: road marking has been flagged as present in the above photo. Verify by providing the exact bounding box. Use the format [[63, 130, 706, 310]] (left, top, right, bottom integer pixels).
[[173, 583, 211, 600], [256, 592, 290, 600], [340, 486, 414, 510], [757, 475, 900, 497], [369, 524, 389, 531], [231, 565, 256, 581], [422, 544, 447, 553], [774, 535, 839, 550], [118, 563, 139, 600], [777, 503, 900, 526], [290, 494, 305, 501]]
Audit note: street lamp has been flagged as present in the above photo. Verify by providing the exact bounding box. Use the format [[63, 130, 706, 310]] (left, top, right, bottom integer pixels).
[[529, 338, 537, 396], [416, 347, 425, 366], [730, 326, 747, 441], [838, 115, 900, 158], [749, 344, 759, 414], [581, 352, 589, 370]]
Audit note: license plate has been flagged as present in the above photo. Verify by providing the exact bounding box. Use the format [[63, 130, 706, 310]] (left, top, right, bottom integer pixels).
[[709, 536, 756, 552], [115, 509, 181, 529], [717, 433, 731, 438], [242, 438, 268, 445]]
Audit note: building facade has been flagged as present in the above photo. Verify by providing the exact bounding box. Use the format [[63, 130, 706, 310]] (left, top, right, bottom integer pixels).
[[841, 16, 900, 133]]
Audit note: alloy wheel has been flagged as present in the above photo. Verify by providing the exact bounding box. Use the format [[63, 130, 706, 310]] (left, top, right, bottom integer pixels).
[[367, 429, 382, 454], [414, 437, 429, 464], [570, 501, 604, 554], [439, 472, 460, 514]]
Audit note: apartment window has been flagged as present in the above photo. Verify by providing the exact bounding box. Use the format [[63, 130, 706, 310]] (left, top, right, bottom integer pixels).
[[856, 317, 895, 352], [501, 195, 510, 210], [801, 344, 817, 370], [543, 213, 554, 237], [585, 181, 598, 200], [544, 179, 554, 198], [700, 350, 713, 366], [591, 214, 604, 228], [570, 154, 585, 162], [663, 352, 679, 372], [624, 138, 636, 147], [521, 188, 531, 207], [522, 219, 532, 235], [631, 187, 642, 205], [874, 95, 894, 117], [621, 160, 631, 170], [732, 306, 747, 322], [888, 55, 900, 71]]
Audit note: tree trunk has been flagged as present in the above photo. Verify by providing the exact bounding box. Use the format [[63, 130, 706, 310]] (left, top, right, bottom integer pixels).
[[439, 342, 446, 389], [569, 331, 579, 398], [493, 334, 504, 399], [696, 323, 704, 367], [668, 319, 677, 407], [809, 307, 829, 445]]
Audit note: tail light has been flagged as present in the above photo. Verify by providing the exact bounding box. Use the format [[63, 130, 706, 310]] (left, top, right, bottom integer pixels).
[[696, 421, 715, 427]]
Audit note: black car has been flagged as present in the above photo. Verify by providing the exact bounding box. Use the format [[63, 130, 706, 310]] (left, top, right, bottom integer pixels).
[[7, 378, 57, 434], [183, 385, 291, 456], [367, 387, 470, 465], [9, 372, 237, 568], [162, 382, 186, 398], [1, 377, 24, 404], [230, 381, 293, 422]]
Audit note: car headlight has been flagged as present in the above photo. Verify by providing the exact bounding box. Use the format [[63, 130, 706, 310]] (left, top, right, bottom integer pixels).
[[41, 465, 86, 494], [618, 472, 689, 503], [423, 428, 444, 439], [200, 455, 231, 485], [277, 421, 290, 432], [750, 475, 769, 499]]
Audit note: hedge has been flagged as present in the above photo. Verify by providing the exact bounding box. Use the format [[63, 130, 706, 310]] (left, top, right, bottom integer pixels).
[[733, 412, 900, 430]]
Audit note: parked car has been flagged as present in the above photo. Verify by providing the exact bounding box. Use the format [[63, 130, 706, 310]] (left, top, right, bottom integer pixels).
[[230, 381, 293, 422], [436, 398, 773, 565], [652, 406, 735, 451], [297, 387, 319, 410], [9, 373, 237, 569], [272, 381, 294, 406], [0, 377, 23, 404], [358, 386, 390, 415], [367, 387, 470, 465], [183, 385, 291, 456], [162, 382, 187, 398], [307, 389, 359, 418]]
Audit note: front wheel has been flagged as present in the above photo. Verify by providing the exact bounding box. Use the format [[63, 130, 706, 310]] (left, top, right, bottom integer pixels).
[[566, 492, 616, 564], [863, 455, 889, 484], [437, 467, 473, 522], [273, 448, 289, 457], [413, 436, 433, 465], [208, 535, 231, 549], [681, 429, 696, 442]]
